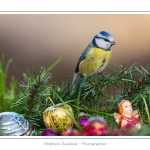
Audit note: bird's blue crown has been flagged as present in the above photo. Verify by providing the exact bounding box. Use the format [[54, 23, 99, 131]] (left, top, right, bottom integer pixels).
[[99, 31, 112, 38]]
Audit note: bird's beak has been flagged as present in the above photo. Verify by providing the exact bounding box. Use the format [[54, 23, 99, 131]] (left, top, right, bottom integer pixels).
[[111, 41, 116, 45]]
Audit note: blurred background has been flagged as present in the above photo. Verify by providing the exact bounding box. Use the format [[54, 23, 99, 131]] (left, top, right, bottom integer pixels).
[[0, 14, 150, 86]]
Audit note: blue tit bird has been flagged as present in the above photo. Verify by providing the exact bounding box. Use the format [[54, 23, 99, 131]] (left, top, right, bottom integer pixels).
[[72, 31, 116, 92]]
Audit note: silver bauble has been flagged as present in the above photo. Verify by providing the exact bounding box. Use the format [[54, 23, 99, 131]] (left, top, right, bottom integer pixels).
[[0, 112, 34, 136]]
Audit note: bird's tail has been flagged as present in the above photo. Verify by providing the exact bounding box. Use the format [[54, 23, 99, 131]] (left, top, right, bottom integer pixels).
[[71, 72, 82, 95]]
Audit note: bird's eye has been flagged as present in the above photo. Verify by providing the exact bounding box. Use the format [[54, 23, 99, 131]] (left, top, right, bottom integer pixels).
[[104, 38, 109, 42]]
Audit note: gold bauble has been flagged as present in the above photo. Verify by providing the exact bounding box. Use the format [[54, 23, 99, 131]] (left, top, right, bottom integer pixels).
[[43, 104, 74, 132]]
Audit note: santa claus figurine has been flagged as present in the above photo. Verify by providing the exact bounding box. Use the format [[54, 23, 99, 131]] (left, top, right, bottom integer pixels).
[[114, 99, 141, 129]]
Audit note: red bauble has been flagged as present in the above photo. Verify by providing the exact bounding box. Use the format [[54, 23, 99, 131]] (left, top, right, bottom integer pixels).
[[82, 117, 108, 136], [61, 127, 79, 136]]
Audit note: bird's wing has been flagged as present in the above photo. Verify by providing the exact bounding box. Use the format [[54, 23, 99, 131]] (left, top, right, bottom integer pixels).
[[74, 45, 91, 73], [74, 54, 85, 73]]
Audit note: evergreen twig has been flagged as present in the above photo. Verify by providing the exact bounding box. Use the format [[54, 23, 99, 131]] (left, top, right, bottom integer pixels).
[[11, 62, 150, 134]]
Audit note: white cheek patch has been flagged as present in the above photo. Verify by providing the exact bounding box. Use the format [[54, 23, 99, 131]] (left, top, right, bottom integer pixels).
[[109, 36, 114, 42], [95, 38, 107, 49]]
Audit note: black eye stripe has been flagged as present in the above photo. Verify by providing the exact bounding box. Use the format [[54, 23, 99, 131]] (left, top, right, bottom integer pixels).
[[103, 38, 110, 42]]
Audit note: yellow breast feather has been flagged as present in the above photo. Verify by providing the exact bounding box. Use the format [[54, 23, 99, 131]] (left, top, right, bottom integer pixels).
[[79, 47, 112, 76]]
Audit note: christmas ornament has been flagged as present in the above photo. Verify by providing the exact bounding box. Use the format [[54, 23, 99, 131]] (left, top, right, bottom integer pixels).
[[78, 112, 88, 127], [43, 98, 74, 132], [82, 116, 108, 136], [79, 116, 88, 127], [41, 129, 58, 136], [114, 99, 141, 130], [0, 112, 33, 136], [61, 127, 79, 136]]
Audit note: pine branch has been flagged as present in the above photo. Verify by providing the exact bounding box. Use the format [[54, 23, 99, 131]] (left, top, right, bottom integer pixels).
[[79, 64, 150, 101], [11, 62, 150, 133], [11, 67, 53, 127], [71, 64, 150, 128]]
